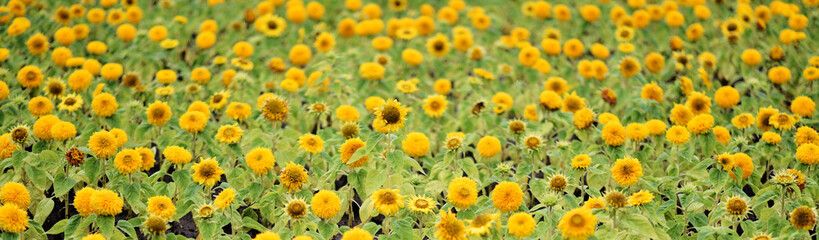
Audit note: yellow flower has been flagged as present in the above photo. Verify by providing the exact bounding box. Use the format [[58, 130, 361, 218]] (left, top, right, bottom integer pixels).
[[28, 96, 53, 117], [280, 162, 309, 192], [507, 212, 535, 238], [88, 130, 118, 159], [58, 94, 84, 112], [628, 190, 654, 206], [447, 177, 477, 209], [476, 136, 501, 158], [406, 195, 436, 214], [465, 213, 499, 236], [91, 93, 118, 117], [729, 153, 754, 180], [114, 148, 142, 175], [254, 231, 282, 240], [796, 143, 819, 165], [795, 127, 819, 146], [687, 114, 714, 135], [434, 210, 467, 240], [0, 204, 28, 233], [147, 195, 176, 219], [756, 106, 779, 132], [214, 188, 236, 210], [74, 187, 97, 216], [373, 99, 410, 133], [583, 197, 606, 209], [215, 124, 243, 144], [601, 122, 627, 147], [685, 92, 712, 115], [790, 206, 816, 230], [0, 182, 30, 209], [261, 96, 289, 123], [791, 96, 816, 118], [298, 134, 324, 154], [370, 189, 405, 216], [163, 146, 192, 165], [611, 156, 643, 187], [402, 132, 430, 158], [626, 123, 648, 142], [426, 33, 451, 57], [491, 181, 523, 212], [665, 126, 690, 146], [572, 154, 592, 169], [339, 138, 368, 168], [311, 190, 340, 219], [769, 113, 797, 131], [422, 95, 448, 118], [732, 113, 754, 129], [641, 82, 663, 102], [191, 158, 225, 187], [92, 189, 124, 216], [557, 207, 597, 240], [725, 196, 748, 216]]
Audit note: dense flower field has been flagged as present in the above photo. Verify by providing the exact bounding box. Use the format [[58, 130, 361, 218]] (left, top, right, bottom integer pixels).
[[0, 0, 818, 239]]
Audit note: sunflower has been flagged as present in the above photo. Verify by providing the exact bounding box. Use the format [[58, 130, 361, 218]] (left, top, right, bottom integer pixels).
[[310, 190, 340, 220], [725, 196, 748, 217], [262, 96, 289, 123], [796, 143, 819, 165], [163, 146, 192, 165], [254, 231, 282, 240], [57, 94, 83, 112], [280, 162, 309, 192], [626, 123, 649, 142], [618, 57, 641, 78], [226, 102, 252, 122], [611, 156, 643, 187], [114, 148, 142, 175], [26, 33, 49, 55], [583, 197, 606, 210], [687, 114, 715, 135], [426, 33, 451, 57], [0, 182, 29, 209], [549, 174, 568, 191], [506, 212, 535, 238], [729, 153, 754, 180], [685, 92, 712, 115], [628, 190, 654, 206], [672, 51, 693, 70], [491, 181, 523, 212], [16, 65, 44, 88], [601, 122, 627, 147], [422, 95, 448, 118], [285, 198, 309, 219], [730, 113, 754, 129], [557, 207, 597, 240], [191, 158, 225, 187], [340, 227, 372, 240], [791, 96, 815, 118], [795, 127, 819, 146], [50, 121, 76, 141], [340, 138, 368, 168], [179, 111, 207, 134], [88, 130, 118, 159], [28, 96, 53, 117], [790, 206, 816, 230], [144, 215, 167, 235], [214, 188, 236, 210], [0, 135, 15, 160], [215, 124, 243, 144], [0, 205, 28, 233], [665, 126, 690, 146], [197, 204, 215, 219], [146, 101, 172, 126], [465, 213, 499, 236], [523, 135, 541, 149], [769, 113, 797, 131], [92, 189, 124, 216], [370, 189, 405, 216], [435, 210, 467, 240], [605, 190, 627, 208], [641, 82, 663, 102], [756, 106, 779, 131], [208, 91, 231, 110], [340, 122, 359, 139], [400, 195, 435, 215], [371, 99, 411, 133], [146, 195, 176, 219], [298, 134, 324, 154], [43, 78, 67, 99], [91, 93, 119, 118], [9, 125, 28, 143], [615, 26, 635, 42], [251, 13, 285, 36]]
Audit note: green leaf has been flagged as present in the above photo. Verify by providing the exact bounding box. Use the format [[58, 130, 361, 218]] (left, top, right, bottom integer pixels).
[[98, 216, 116, 237], [45, 219, 68, 235], [84, 157, 102, 184], [53, 173, 78, 197], [117, 220, 138, 239], [25, 165, 51, 190], [317, 220, 338, 239], [33, 198, 54, 224], [241, 217, 266, 232]]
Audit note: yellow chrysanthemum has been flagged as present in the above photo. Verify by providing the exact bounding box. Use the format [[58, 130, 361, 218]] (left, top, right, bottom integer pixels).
[[610, 156, 643, 187], [215, 124, 243, 144], [0, 182, 30, 209], [491, 181, 523, 212], [311, 190, 340, 219], [214, 188, 236, 210], [280, 162, 309, 192], [91, 189, 124, 216], [114, 148, 143, 175], [191, 158, 225, 187], [557, 207, 597, 240], [465, 213, 499, 236], [370, 189, 405, 216], [245, 147, 275, 175], [146, 195, 176, 219], [0, 205, 28, 233], [298, 134, 324, 154], [435, 210, 467, 240], [628, 190, 654, 206], [163, 146, 192, 165]]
